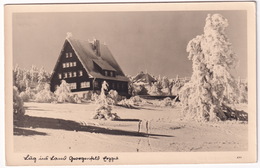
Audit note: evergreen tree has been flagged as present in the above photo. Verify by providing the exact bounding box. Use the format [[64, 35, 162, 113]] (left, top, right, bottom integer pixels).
[[13, 86, 25, 116], [180, 14, 239, 121], [54, 80, 74, 103], [35, 84, 56, 103]]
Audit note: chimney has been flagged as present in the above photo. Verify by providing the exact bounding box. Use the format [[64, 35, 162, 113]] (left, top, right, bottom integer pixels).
[[95, 39, 101, 56], [91, 38, 101, 56]]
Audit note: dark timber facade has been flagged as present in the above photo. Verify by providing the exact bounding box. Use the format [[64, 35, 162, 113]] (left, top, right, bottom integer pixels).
[[50, 35, 129, 96]]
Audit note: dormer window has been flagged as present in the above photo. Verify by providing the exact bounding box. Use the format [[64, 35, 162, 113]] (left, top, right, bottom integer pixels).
[[110, 71, 114, 77], [104, 71, 108, 76]]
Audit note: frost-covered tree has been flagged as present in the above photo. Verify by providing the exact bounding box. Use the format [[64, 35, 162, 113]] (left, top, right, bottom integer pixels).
[[38, 67, 49, 83], [54, 80, 74, 103], [13, 86, 25, 117], [19, 85, 35, 102], [161, 76, 171, 95], [35, 84, 56, 103], [180, 14, 239, 121], [148, 82, 161, 95], [29, 65, 39, 83], [238, 79, 248, 103], [92, 81, 120, 120]]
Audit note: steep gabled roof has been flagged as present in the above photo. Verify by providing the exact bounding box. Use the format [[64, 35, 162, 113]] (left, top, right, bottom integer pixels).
[[132, 72, 156, 84], [66, 36, 129, 82]]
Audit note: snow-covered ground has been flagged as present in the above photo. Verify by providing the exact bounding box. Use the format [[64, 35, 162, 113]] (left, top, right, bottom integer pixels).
[[14, 101, 248, 152]]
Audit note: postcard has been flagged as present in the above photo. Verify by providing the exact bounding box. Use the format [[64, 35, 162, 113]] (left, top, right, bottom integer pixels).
[[5, 2, 256, 166]]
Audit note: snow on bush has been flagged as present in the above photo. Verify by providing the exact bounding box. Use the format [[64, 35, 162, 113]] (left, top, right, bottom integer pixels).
[[118, 95, 148, 108], [13, 86, 25, 116], [148, 82, 162, 96], [19, 87, 35, 102], [19, 92, 30, 102], [107, 90, 119, 105], [35, 84, 56, 103], [180, 14, 241, 122], [118, 98, 135, 108], [157, 97, 172, 107], [92, 81, 120, 120], [91, 92, 99, 102], [130, 95, 146, 105], [83, 91, 93, 100], [93, 105, 120, 120], [73, 94, 82, 104], [54, 80, 74, 103]]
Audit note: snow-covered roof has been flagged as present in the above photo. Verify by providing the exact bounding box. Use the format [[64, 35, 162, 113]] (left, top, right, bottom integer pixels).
[[132, 72, 156, 84], [65, 36, 129, 82]]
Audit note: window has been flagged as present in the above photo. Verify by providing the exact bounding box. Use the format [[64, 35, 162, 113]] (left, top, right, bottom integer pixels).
[[66, 53, 69, 58], [110, 71, 114, 77], [70, 62, 73, 67], [94, 81, 99, 88], [64, 72, 68, 78], [66, 63, 70, 67], [69, 83, 77, 90], [58, 73, 62, 79], [63, 63, 66, 68], [80, 81, 90, 88], [79, 70, 83, 76], [69, 72, 72, 78], [73, 62, 76, 66], [69, 52, 73, 57], [104, 71, 108, 76], [73, 72, 77, 77]]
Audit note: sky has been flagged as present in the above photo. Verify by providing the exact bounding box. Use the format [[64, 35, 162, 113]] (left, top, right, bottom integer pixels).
[[12, 10, 247, 79]]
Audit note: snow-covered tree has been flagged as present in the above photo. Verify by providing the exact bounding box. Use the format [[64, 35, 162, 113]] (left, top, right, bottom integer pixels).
[[13, 86, 25, 117], [107, 89, 119, 105], [238, 80, 248, 103], [29, 65, 39, 83], [180, 14, 239, 121], [35, 84, 56, 103], [54, 80, 74, 103], [92, 81, 120, 120], [148, 82, 161, 95], [161, 76, 171, 95], [38, 67, 49, 83]]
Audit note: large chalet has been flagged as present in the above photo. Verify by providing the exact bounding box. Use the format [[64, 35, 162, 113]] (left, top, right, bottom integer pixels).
[[50, 33, 129, 96]]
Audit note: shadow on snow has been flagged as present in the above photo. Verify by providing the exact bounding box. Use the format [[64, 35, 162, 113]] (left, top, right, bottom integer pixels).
[[14, 127, 48, 136], [14, 115, 173, 138]]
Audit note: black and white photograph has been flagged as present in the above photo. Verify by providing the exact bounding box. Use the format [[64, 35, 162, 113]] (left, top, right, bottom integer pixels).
[[4, 2, 257, 166]]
